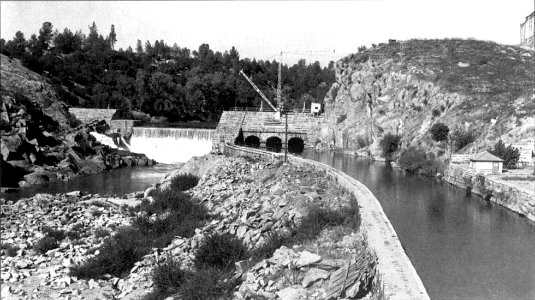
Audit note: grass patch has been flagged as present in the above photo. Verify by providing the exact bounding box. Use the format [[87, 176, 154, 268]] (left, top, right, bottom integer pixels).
[[1, 243, 20, 257], [33, 236, 59, 254], [169, 173, 200, 191], [151, 258, 189, 295], [193, 233, 247, 271]]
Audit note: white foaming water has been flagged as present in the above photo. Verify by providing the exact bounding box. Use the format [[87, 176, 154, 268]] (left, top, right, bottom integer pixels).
[[127, 127, 215, 164], [90, 132, 119, 149]]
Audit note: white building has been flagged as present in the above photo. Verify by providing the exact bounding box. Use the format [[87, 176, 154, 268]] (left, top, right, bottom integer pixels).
[[520, 11, 534, 48], [470, 151, 504, 175], [512, 139, 535, 167]]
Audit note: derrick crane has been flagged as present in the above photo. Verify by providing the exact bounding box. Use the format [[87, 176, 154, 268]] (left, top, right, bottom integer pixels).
[[239, 69, 278, 112]]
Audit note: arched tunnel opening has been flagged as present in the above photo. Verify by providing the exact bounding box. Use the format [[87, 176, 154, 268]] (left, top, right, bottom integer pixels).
[[266, 136, 282, 153], [244, 135, 260, 148], [288, 137, 305, 154]]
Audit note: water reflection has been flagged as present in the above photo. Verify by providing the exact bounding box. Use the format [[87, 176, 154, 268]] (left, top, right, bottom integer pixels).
[[1, 163, 181, 202], [303, 150, 535, 300]]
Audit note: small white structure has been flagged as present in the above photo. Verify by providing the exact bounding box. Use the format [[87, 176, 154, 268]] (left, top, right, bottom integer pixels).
[[311, 103, 321, 116], [512, 139, 535, 167], [470, 151, 504, 175]]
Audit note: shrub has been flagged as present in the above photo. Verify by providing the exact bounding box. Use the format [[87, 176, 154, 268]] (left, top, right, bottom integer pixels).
[[94, 228, 110, 238], [42, 226, 66, 241], [178, 268, 234, 300], [70, 227, 152, 279], [1, 243, 20, 257], [450, 129, 476, 151], [194, 233, 247, 271], [152, 258, 189, 294], [398, 147, 427, 173], [431, 109, 441, 117], [489, 140, 520, 169], [66, 113, 81, 128], [249, 232, 291, 262], [169, 173, 200, 191], [66, 230, 81, 240], [33, 236, 59, 254], [430, 123, 449, 142], [379, 133, 401, 160]]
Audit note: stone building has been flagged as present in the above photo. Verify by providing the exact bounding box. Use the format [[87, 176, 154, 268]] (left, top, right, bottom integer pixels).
[[520, 11, 534, 48], [470, 151, 503, 175]]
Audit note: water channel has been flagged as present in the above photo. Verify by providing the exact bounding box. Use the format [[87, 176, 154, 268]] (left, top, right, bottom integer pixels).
[[2, 148, 534, 299], [303, 150, 535, 300]]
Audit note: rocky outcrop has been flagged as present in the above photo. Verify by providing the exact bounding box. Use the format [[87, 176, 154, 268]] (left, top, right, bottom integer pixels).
[[1, 54, 154, 188], [311, 39, 535, 159]]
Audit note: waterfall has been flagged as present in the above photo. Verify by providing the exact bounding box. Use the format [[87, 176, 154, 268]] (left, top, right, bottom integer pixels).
[[126, 127, 215, 164]]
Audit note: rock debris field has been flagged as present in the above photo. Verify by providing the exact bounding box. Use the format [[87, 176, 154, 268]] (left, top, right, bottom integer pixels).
[[1, 155, 379, 299]]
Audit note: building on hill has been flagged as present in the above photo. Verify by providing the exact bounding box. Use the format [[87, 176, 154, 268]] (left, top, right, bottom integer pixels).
[[512, 139, 535, 167], [470, 151, 504, 175], [520, 11, 534, 48]]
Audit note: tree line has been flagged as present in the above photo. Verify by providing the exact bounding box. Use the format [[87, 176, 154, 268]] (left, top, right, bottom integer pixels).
[[1, 22, 335, 122]]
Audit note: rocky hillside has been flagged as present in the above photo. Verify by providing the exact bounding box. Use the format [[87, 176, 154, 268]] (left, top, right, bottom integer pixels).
[[1, 54, 152, 189], [314, 39, 535, 158]]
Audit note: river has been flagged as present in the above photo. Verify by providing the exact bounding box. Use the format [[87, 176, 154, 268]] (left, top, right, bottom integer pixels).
[[303, 150, 535, 300]]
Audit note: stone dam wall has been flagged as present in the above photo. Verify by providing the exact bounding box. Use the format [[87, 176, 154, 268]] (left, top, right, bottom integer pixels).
[[213, 111, 325, 151], [69, 108, 116, 125], [223, 144, 430, 300], [444, 163, 535, 222]]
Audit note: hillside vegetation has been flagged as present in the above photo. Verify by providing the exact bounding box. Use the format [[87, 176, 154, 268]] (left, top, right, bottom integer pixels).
[[314, 39, 534, 158]]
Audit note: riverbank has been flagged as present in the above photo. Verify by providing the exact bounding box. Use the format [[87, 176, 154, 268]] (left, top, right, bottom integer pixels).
[[224, 144, 429, 299], [443, 163, 535, 222], [1, 152, 429, 299]]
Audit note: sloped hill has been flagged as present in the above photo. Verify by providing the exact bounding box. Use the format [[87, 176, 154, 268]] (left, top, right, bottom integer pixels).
[[314, 39, 535, 157]]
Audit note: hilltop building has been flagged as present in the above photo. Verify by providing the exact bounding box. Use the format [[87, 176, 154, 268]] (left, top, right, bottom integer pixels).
[[520, 11, 534, 48], [512, 138, 535, 167], [470, 151, 504, 175]]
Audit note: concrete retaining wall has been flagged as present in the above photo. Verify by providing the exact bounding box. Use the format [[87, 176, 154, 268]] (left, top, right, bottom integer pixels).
[[69, 108, 116, 125], [110, 119, 135, 134], [443, 163, 535, 222], [224, 144, 429, 300]]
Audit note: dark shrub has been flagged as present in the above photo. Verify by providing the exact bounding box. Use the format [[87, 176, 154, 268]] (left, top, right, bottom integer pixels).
[[66, 230, 81, 240], [294, 205, 345, 241], [194, 233, 247, 271], [70, 227, 152, 279], [398, 147, 427, 173], [431, 109, 441, 117], [379, 133, 401, 160], [33, 236, 59, 254], [430, 123, 449, 142], [170, 173, 200, 191], [179, 268, 234, 300], [42, 226, 66, 241], [249, 232, 291, 262], [489, 140, 520, 169], [67, 113, 81, 128], [450, 129, 476, 151], [152, 258, 188, 294], [1, 243, 20, 257]]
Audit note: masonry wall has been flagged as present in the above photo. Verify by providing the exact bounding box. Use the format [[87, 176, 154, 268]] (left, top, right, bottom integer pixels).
[[443, 163, 535, 222], [69, 108, 116, 125]]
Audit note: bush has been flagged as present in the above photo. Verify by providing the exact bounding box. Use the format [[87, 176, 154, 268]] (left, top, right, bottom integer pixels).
[[489, 140, 520, 169], [42, 227, 66, 241], [169, 173, 200, 191], [152, 258, 189, 294], [66, 113, 81, 128], [431, 109, 441, 117], [194, 233, 247, 271], [1, 243, 20, 257], [398, 147, 427, 173], [70, 227, 153, 279], [66, 231, 81, 240], [94, 228, 110, 238], [430, 123, 449, 142], [178, 268, 234, 300], [33, 236, 59, 254], [450, 129, 476, 151], [379, 133, 401, 160]]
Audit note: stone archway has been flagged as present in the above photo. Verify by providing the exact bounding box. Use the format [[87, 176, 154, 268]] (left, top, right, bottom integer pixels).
[[244, 135, 260, 148], [266, 136, 282, 153], [288, 137, 305, 154]]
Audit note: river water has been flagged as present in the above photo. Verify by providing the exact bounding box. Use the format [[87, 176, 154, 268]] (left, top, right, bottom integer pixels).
[[303, 150, 535, 300], [0, 163, 181, 202]]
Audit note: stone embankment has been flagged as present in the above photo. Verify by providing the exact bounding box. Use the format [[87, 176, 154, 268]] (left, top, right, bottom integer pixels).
[[444, 163, 535, 222]]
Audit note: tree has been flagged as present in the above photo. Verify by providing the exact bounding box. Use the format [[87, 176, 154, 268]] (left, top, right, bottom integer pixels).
[[430, 123, 449, 142], [108, 25, 117, 50], [489, 140, 520, 169], [38, 22, 54, 51], [398, 147, 427, 173], [450, 129, 475, 151], [234, 128, 244, 145], [379, 133, 401, 160], [136, 39, 143, 54], [54, 28, 82, 54]]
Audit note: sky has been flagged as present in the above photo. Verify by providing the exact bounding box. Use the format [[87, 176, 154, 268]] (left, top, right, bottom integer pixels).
[[1, 0, 534, 66]]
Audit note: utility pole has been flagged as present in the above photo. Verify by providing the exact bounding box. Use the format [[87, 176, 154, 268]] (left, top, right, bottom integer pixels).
[[278, 52, 288, 162]]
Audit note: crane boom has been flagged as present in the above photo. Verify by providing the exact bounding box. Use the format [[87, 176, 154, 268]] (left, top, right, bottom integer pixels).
[[239, 69, 278, 112]]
